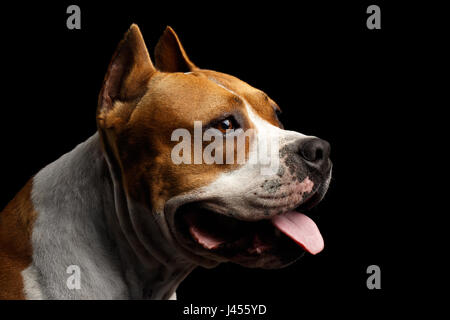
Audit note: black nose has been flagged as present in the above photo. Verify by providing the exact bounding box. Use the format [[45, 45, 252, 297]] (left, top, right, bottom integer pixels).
[[298, 138, 331, 173]]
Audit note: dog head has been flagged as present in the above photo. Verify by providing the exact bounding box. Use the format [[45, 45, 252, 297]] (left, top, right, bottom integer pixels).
[[97, 25, 332, 269]]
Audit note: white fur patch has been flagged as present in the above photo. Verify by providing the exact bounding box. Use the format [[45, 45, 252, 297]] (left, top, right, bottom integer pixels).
[[21, 265, 46, 300], [29, 134, 130, 299], [188, 80, 313, 220]]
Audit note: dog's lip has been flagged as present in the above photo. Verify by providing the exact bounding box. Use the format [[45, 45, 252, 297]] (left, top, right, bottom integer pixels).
[[295, 189, 322, 211], [173, 192, 323, 258], [175, 203, 276, 254], [165, 178, 328, 266]]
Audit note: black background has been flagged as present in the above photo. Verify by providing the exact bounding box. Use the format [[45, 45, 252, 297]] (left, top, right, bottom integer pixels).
[[0, 0, 434, 314]]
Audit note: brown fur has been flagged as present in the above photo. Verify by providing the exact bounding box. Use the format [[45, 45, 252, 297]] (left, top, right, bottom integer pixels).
[[0, 179, 36, 299], [154, 26, 197, 72], [97, 25, 283, 211], [0, 25, 284, 299]]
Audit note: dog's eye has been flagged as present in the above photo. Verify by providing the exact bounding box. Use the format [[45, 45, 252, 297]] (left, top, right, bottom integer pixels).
[[214, 117, 236, 133]]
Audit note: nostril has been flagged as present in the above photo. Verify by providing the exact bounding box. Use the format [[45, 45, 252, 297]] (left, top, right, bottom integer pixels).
[[301, 146, 317, 162], [299, 138, 330, 164], [315, 148, 323, 161]]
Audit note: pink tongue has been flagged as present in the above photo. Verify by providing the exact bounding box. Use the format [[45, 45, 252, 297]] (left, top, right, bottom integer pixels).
[[271, 211, 324, 255], [189, 224, 225, 249]]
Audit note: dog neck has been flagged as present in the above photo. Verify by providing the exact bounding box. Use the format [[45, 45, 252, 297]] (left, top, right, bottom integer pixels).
[[29, 133, 195, 299]]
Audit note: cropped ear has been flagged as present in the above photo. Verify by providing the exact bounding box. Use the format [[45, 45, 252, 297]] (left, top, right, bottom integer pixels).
[[98, 24, 156, 120], [154, 26, 197, 72]]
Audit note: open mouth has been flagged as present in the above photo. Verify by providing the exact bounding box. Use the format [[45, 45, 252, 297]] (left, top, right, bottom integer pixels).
[[174, 191, 325, 264]]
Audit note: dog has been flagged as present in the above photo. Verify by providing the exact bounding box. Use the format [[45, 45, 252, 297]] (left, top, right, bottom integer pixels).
[[0, 24, 332, 299]]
